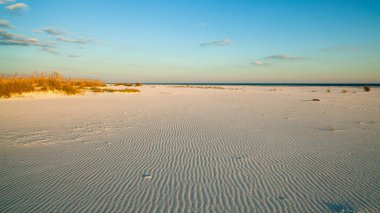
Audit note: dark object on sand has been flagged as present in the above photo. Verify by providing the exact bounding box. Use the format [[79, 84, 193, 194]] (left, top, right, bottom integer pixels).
[[312, 99, 320, 101], [142, 173, 152, 179], [363, 86, 371, 92]]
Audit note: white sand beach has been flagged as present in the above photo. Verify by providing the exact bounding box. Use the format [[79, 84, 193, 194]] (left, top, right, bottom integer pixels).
[[1, 86, 379, 212]]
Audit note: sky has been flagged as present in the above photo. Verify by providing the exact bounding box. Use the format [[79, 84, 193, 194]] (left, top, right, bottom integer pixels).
[[0, 0, 380, 83]]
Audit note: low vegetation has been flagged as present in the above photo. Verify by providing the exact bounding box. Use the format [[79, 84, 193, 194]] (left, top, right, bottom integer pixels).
[[0, 72, 142, 98], [114, 82, 143, 87], [363, 86, 371, 92], [114, 83, 133, 86], [120, 88, 140, 93], [269, 88, 282, 91], [326, 126, 337, 132], [174, 85, 226, 90], [91, 87, 140, 93], [174, 85, 242, 91], [90, 87, 104, 93]]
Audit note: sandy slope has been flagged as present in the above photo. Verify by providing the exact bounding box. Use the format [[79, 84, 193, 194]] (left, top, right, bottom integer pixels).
[[1, 86, 379, 212]]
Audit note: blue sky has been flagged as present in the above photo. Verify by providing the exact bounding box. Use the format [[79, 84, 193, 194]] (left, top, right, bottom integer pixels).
[[0, 0, 379, 82]]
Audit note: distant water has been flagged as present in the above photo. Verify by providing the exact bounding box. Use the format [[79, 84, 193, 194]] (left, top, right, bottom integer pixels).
[[144, 83, 380, 87]]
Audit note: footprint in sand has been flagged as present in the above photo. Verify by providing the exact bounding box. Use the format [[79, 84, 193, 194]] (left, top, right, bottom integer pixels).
[[367, 121, 380, 124], [83, 141, 93, 144], [275, 195, 288, 203], [283, 117, 294, 120], [319, 127, 345, 132]]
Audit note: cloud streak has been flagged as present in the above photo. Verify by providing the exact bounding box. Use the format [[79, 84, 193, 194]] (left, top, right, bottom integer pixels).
[[35, 27, 93, 45], [200, 38, 232, 47], [6, 3, 29, 11], [40, 47, 58, 55], [0, 19, 14, 28], [252, 60, 269, 66], [265, 54, 307, 60], [34, 27, 66, 35], [55, 36, 92, 44], [0, 29, 52, 47], [0, 0, 16, 4], [0, 0, 15, 5]]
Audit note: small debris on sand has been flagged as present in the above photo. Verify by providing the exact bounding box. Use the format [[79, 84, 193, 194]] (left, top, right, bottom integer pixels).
[[142, 173, 152, 180]]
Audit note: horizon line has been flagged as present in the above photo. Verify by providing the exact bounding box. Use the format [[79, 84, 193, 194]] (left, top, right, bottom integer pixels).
[[109, 82, 380, 87]]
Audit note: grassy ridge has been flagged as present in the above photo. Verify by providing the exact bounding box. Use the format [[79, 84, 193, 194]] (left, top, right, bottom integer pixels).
[[0, 72, 105, 98]]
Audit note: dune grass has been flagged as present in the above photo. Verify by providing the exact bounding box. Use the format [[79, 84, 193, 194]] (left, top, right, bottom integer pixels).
[[114, 83, 134, 86], [114, 82, 143, 87], [0, 72, 105, 98], [103, 88, 140, 93], [117, 88, 141, 93], [90, 87, 104, 93], [91, 87, 140, 93]]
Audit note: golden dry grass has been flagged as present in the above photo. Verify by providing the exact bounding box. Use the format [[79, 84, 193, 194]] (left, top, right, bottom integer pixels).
[[114, 83, 134, 86], [120, 88, 140, 93], [90, 87, 104, 93], [102, 88, 140, 93], [114, 82, 142, 87], [0, 72, 105, 98]]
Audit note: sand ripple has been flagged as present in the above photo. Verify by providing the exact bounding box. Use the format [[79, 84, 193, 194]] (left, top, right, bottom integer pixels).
[[1, 87, 379, 212]]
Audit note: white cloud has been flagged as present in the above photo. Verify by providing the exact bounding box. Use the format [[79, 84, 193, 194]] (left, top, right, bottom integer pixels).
[[265, 54, 307, 60], [35, 27, 66, 35], [0, 19, 14, 28], [200, 38, 232, 47], [55, 36, 92, 44], [0, 29, 52, 47], [0, 0, 15, 5], [6, 3, 29, 11], [253, 60, 269, 66], [34, 28, 94, 45]]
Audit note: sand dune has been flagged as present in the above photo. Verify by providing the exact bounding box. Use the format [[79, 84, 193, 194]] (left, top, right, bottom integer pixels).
[[1, 86, 379, 212]]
